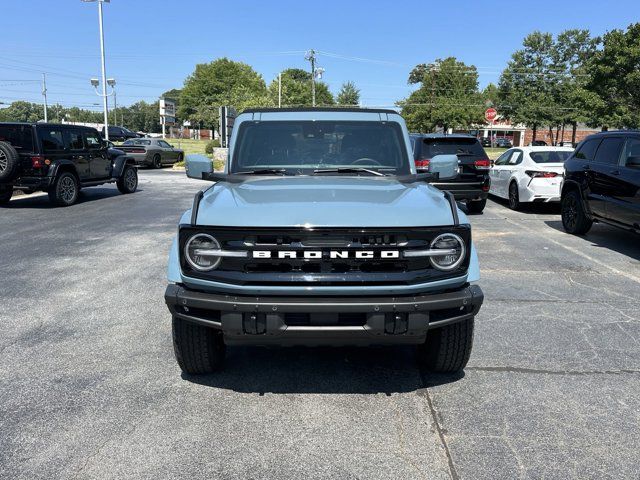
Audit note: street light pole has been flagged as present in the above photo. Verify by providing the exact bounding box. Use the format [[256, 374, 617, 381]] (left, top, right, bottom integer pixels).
[[305, 49, 316, 107], [107, 78, 116, 126], [41, 73, 48, 122]]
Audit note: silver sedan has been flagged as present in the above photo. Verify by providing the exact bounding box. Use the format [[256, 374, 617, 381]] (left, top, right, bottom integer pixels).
[[118, 138, 184, 168]]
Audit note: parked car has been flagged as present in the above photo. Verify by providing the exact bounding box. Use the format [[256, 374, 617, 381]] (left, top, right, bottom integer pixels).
[[480, 136, 491, 147], [101, 125, 139, 142], [117, 138, 184, 168], [495, 137, 513, 148], [561, 131, 640, 235], [529, 140, 547, 146], [410, 133, 491, 213], [165, 108, 484, 375], [489, 146, 574, 209], [0, 122, 138, 206]]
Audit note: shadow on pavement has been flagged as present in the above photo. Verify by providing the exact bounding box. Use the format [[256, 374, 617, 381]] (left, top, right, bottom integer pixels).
[[182, 345, 464, 394], [488, 195, 561, 215], [545, 220, 640, 261], [4, 187, 143, 209]]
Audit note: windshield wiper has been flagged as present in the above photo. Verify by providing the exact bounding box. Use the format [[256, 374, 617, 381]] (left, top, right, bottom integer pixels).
[[234, 168, 290, 175], [313, 167, 390, 177]]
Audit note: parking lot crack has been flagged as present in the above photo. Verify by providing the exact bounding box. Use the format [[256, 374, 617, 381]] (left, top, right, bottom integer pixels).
[[422, 387, 459, 480]]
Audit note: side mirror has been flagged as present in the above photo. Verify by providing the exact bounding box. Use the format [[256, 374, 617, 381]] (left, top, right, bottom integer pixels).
[[428, 154, 459, 181], [186, 154, 213, 180]]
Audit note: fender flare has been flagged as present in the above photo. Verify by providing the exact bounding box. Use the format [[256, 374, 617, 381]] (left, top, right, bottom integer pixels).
[[112, 155, 136, 178], [47, 159, 78, 179]]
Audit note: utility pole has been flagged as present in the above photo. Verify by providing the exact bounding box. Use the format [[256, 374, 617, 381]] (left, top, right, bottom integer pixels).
[[107, 78, 116, 126], [278, 72, 282, 108], [305, 49, 316, 107], [41, 73, 48, 122]]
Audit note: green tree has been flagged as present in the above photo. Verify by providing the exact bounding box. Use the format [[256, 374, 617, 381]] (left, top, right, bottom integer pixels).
[[337, 81, 360, 105], [268, 68, 334, 106], [586, 23, 640, 129], [481, 83, 499, 108], [0, 101, 43, 122], [400, 57, 483, 132], [179, 58, 268, 129], [499, 32, 557, 141]]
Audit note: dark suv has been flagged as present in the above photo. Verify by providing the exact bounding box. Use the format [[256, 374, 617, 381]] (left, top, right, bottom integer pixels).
[[561, 131, 640, 234], [101, 125, 139, 142], [0, 123, 138, 207], [410, 134, 491, 213]]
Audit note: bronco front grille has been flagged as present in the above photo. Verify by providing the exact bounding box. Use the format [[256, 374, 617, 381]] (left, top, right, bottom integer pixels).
[[179, 226, 471, 287]]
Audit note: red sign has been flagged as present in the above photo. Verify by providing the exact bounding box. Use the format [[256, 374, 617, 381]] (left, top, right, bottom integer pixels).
[[485, 108, 497, 122]]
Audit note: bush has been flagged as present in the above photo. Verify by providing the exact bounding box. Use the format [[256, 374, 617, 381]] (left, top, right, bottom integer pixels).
[[205, 139, 221, 154]]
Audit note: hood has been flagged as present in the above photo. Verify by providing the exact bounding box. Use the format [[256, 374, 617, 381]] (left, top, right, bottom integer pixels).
[[195, 176, 460, 227]]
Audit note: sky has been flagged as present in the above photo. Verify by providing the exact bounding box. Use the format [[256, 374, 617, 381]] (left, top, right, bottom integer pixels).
[[1, 0, 639, 114]]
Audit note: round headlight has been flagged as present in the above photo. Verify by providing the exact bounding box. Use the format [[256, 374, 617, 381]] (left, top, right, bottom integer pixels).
[[184, 234, 221, 271], [429, 233, 465, 271]]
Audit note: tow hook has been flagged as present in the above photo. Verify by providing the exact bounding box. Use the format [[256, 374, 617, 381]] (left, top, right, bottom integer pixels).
[[385, 313, 408, 334], [243, 312, 266, 335]]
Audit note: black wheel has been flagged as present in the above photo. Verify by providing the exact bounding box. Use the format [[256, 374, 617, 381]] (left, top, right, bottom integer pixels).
[[0, 185, 13, 205], [172, 315, 225, 374], [561, 190, 593, 235], [153, 154, 162, 169], [117, 165, 138, 194], [418, 318, 474, 373], [48, 172, 79, 207], [467, 198, 486, 214], [508, 182, 520, 210], [0, 141, 20, 182]]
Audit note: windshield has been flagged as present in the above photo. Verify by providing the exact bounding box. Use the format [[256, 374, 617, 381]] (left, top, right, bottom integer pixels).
[[420, 137, 486, 160], [529, 151, 572, 163], [231, 121, 410, 175], [123, 139, 151, 146], [0, 124, 34, 151]]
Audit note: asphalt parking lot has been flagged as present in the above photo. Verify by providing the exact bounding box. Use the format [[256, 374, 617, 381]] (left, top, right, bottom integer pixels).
[[1, 169, 639, 479]]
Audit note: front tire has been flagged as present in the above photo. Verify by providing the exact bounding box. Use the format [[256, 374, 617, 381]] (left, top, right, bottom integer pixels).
[[467, 198, 486, 214], [561, 190, 592, 235], [508, 181, 520, 210], [172, 316, 225, 374], [0, 185, 13, 205], [418, 318, 474, 373], [117, 165, 138, 194], [48, 172, 79, 207]]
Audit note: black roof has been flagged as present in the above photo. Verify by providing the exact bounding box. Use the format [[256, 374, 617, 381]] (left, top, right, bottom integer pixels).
[[242, 107, 399, 114], [0, 122, 97, 130], [410, 133, 477, 139], [586, 129, 640, 136]]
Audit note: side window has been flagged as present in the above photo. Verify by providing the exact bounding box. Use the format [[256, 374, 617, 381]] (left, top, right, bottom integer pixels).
[[621, 138, 640, 169], [494, 151, 512, 166], [508, 151, 523, 165], [593, 137, 625, 165], [84, 131, 103, 150], [40, 128, 65, 152], [65, 130, 84, 150], [159, 140, 171, 148], [574, 139, 600, 161]]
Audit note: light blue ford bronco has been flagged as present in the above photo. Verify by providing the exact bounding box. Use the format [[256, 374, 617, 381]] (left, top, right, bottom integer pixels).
[[165, 108, 483, 374]]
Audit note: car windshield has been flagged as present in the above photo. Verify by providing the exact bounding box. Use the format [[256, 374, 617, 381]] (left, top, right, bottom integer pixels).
[[529, 151, 572, 163], [231, 121, 410, 175], [420, 137, 485, 159], [123, 139, 151, 146], [0, 124, 34, 151]]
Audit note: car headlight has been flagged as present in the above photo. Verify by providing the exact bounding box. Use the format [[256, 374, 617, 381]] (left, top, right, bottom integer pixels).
[[429, 233, 466, 271], [184, 234, 221, 271]]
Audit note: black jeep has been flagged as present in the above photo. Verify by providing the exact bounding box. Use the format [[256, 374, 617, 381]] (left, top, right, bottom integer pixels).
[[561, 131, 640, 235], [410, 134, 491, 213], [0, 123, 138, 207]]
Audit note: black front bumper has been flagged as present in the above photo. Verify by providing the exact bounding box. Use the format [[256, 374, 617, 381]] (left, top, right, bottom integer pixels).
[[431, 178, 490, 202], [165, 284, 484, 346]]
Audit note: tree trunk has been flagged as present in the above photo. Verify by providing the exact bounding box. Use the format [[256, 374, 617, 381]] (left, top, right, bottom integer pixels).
[[532, 124, 537, 142], [549, 127, 554, 146], [571, 122, 577, 145], [555, 125, 561, 146], [560, 124, 565, 145]]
